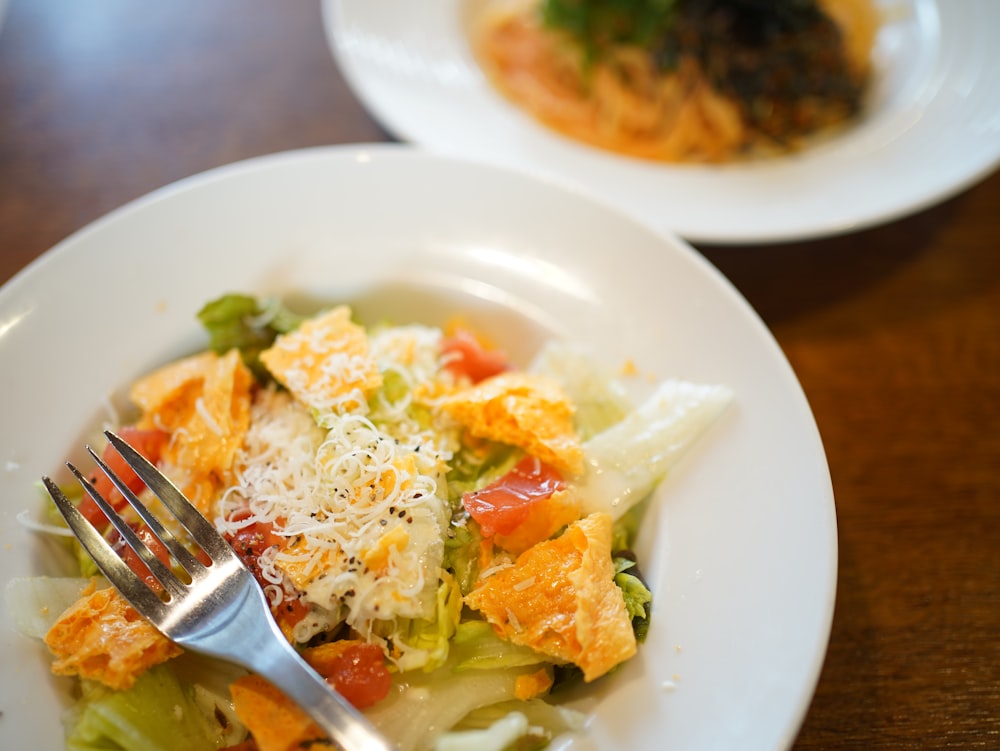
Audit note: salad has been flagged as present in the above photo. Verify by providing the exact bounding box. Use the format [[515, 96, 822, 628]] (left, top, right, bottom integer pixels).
[[7, 293, 731, 751]]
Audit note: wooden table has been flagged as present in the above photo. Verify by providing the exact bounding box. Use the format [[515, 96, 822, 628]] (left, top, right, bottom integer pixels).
[[1, 2, 997, 749]]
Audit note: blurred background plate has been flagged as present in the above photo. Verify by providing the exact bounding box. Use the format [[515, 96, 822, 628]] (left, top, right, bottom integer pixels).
[[324, 0, 1000, 244]]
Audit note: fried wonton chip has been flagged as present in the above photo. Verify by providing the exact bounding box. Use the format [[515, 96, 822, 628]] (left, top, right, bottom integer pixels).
[[514, 666, 554, 700], [130, 348, 253, 513], [439, 371, 584, 475], [259, 305, 381, 414], [44, 582, 181, 690], [230, 674, 331, 751], [465, 512, 636, 682]]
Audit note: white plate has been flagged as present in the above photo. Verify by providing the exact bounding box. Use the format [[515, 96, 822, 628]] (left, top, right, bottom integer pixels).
[[0, 145, 835, 750], [323, 0, 1000, 244]]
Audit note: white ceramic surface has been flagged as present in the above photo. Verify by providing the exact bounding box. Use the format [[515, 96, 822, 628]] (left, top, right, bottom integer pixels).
[[0, 145, 836, 750], [324, 0, 1000, 244]]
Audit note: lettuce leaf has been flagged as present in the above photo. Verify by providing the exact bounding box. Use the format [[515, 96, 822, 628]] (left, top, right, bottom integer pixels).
[[578, 379, 732, 519], [65, 664, 237, 751], [450, 621, 548, 672], [196, 293, 305, 380], [373, 574, 464, 672], [443, 521, 484, 596], [614, 557, 653, 642], [446, 442, 519, 508], [4, 576, 108, 639], [529, 341, 632, 440], [363, 658, 548, 751], [442, 699, 587, 750], [17, 482, 99, 578], [433, 710, 533, 751]]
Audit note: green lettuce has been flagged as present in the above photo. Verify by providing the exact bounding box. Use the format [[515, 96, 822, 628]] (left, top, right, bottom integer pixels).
[[541, 0, 679, 68], [196, 293, 305, 379], [64, 663, 239, 751], [433, 710, 537, 751], [443, 521, 484, 596], [445, 442, 519, 508], [373, 574, 464, 672], [614, 557, 653, 642], [450, 621, 548, 672]]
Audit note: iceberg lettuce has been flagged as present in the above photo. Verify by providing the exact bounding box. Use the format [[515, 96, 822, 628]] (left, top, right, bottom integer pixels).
[[371, 574, 464, 672], [364, 661, 550, 751], [65, 664, 239, 751], [437, 699, 588, 751], [578, 379, 732, 519], [4, 576, 106, 639], [450, 620, 548, 671], [529, 341, 632, 439]]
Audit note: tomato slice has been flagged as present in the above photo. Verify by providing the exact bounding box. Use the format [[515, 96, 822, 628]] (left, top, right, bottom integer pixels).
[[304, 641, 392, 710], [273, 593, 311, 634], [72, 427, 172, 586], [112, 523, 172, 591], [77, 427, 169, 529], [224, 515, 286, 582], [223, 514, 310, 631], [462, 456, 567, 537], [441, 329, 508, 383]]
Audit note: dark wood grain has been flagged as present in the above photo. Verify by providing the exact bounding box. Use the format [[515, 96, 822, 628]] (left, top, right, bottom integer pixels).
[[0, 0, 390, 286], [701, 180, 1000, 749], [1, 1, 997, 748]]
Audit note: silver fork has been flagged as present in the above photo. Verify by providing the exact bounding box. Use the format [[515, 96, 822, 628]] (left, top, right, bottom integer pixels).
[[43, 429, 396, 751]]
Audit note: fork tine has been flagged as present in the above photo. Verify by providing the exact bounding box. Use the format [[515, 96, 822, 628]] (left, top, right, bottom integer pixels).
[[42, 475, 168, 621], [48, 437, 398, 750], [105, 430, 235, 563], [88, 444, 206, 577], [69, 461, 189, 602]]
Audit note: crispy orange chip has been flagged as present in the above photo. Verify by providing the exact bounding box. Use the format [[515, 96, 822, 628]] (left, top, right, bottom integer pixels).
[[230, 674, 331, 751], [465, 513, 636, 682], [44, 583, 181, 690], [259, 305, 381, 414], [514, 666, 554, 700], [439, 371, 583, 475], [130, 348, 253, 513]]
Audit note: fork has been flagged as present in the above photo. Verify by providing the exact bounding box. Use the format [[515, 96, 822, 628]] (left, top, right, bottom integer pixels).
[[43, 430, 396, 751]]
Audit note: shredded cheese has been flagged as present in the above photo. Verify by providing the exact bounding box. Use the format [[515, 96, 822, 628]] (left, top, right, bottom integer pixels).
[[259, 305, 382, 416], [221, 322, 462, 655], [513, 576, 536, 591]]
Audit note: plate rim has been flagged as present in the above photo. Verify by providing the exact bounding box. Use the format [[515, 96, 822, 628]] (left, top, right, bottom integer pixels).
[[0, 143, 839, 750], [323, 0, 1000, 245]]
